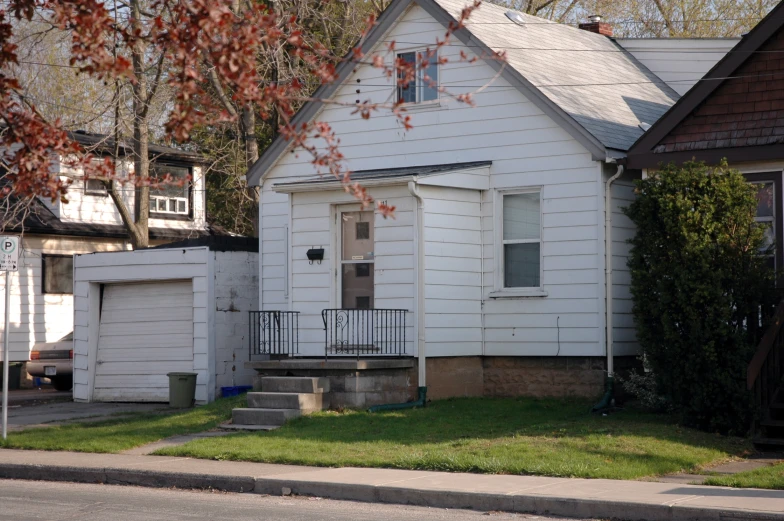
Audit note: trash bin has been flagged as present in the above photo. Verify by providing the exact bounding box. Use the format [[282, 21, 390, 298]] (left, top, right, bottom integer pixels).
[[0, 363, 23, 390], [167, 372, 197, 408]]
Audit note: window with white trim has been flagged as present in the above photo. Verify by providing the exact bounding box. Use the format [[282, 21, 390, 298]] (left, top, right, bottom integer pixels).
[[396, 50, 438, 104], [84, 178, 108, 196], [150, 164, 190, 217], [502, 191, 541, 288], [753, 181, 776, 271]]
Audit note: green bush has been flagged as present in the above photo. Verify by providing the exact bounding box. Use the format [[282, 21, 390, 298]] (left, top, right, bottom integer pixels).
[[624, 161, 774, 434]]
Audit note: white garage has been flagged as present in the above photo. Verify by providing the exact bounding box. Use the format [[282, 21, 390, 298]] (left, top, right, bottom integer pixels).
[[72, 237, 259, 403]]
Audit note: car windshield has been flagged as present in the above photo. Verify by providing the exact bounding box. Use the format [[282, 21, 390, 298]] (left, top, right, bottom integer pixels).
[[59, 332, 73, 342]]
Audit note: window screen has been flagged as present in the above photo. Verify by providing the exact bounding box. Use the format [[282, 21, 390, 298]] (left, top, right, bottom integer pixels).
[[43, 255, 74, 294], [503, 192, 541, 288]]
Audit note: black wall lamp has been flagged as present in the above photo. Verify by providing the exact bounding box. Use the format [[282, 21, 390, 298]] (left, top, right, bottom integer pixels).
[[307, 247, 325, 264]]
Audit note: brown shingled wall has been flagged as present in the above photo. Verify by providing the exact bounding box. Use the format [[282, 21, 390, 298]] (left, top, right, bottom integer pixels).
[[654, 27, 784, 154]]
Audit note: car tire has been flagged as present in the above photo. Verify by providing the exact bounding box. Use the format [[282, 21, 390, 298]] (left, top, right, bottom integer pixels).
[[51, 376, 73, 392]]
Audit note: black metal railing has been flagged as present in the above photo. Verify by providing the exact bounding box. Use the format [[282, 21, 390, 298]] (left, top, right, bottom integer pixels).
[[322, 308, 408, 358], [249, 311, 299, 359]]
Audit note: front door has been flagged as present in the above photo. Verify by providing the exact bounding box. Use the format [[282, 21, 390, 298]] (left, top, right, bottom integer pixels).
[[340, 210, 374, 309]]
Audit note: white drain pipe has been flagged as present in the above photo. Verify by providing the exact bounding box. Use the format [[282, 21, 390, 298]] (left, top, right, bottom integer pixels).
[[408, 180, 426, 388], [605, 164, 624, 377]]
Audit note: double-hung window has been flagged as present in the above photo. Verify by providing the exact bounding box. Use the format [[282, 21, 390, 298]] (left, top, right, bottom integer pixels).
[[397, 50, 438, 104], [502, 190, 542, 289]]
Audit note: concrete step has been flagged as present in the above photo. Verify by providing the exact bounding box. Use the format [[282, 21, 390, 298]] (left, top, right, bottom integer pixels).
[[232, 408, 302, 426], [260, 376, 330, 394], [247, 392, 329, 410]]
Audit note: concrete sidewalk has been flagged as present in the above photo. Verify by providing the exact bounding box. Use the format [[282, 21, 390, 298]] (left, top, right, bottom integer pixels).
[[0, 449, 782, 521]]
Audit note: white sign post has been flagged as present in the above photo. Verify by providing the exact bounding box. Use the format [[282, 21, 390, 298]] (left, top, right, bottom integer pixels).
[[1, 236, 19, 440]]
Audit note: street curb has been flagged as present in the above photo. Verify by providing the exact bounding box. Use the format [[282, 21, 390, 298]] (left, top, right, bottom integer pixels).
[[0, 462, 782, 521]]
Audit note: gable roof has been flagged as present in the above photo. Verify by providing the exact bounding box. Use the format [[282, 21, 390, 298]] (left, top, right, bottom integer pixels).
[[625, 1, 784, 169], [70, 130, 205, 165], [435, 0, 678, 151], [247, 0, 677, 186]]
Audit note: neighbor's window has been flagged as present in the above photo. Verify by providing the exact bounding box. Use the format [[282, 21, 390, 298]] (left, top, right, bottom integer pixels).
[[84, 178, 108, 196], [150, 164, 190, 216], [42, 255, 74, 294], [502, 191, 541, 288], [397, 50, 438, 104], [754, 181, 776, 271]]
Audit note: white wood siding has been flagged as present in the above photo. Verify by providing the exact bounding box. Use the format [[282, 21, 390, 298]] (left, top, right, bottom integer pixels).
[[422, 185, 482, 356], [54, 160, 207, 231], [609, 168, 640, 356], [261, 4, 606, 358], [615, 38, 738, 96], [284, 186, 415, 357], [93, 281, 193, 402], [260, 186, 290, 310], [0, 236, 128, 362]]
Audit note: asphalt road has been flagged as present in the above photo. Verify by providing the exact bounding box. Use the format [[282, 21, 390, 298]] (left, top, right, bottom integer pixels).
[[0, 479, 580, 521]]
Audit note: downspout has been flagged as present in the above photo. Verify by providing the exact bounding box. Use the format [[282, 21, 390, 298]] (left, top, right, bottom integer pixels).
[[592, 163, 624, 413], [368, 179, 427, 412]]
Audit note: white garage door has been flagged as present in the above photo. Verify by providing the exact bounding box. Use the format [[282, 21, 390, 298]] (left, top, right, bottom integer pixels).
[[93, 281, 193, 402]]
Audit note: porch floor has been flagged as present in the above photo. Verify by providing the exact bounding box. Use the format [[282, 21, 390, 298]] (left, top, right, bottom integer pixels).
[[245, 359, 415, 371]]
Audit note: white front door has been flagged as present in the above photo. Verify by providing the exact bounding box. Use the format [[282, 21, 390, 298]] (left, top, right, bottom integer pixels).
[[93, 281, 193, 402]]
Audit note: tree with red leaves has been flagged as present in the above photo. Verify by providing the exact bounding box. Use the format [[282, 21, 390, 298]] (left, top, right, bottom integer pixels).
[[0, 0, 489, 248]]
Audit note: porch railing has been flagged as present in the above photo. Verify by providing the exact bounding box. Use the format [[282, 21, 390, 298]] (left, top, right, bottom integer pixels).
[[748, 298, 784, 431], [322, 308, 408, 359], [249, 311, 299, 359]]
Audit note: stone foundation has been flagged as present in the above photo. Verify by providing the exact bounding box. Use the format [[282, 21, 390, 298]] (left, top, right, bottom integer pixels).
[[248, 359, 417, 409], [246, 356, 641, 408]]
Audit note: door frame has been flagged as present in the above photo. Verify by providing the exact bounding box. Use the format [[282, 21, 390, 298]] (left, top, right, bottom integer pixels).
[[332, 203, 376, 309]]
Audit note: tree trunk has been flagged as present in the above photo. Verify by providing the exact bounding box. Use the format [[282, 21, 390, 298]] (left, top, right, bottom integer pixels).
[[241, 104, 261, 237], [130, 0, 150, 249]]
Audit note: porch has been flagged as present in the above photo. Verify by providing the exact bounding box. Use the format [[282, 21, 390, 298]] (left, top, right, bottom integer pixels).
[[245, 309, 416, 408]]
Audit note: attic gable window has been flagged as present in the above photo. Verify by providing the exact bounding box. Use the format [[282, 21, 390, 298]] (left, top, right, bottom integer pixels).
[[397, 50, 438, 104]]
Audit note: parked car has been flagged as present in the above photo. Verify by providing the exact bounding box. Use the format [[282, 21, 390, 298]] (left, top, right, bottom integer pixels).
[[27, 332, 73, 391]]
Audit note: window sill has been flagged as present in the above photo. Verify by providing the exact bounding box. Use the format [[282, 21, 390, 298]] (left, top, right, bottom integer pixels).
[[488, 289, 548, 299], [399, 100, 442, 113], [150, 213, 194, 222]]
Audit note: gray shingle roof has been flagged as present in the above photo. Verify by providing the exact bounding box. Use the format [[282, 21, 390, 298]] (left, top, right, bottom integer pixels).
[[434, 0, 679, 151]]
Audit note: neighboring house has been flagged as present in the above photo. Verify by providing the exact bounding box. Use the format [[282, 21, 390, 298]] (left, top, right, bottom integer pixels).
[[0, 130, 214, 366], [625, 1, 784, 443], [241, 0, 739, 404]]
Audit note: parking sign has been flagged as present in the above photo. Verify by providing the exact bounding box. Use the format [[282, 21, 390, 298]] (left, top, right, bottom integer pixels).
[[0, 236, 18, 272]]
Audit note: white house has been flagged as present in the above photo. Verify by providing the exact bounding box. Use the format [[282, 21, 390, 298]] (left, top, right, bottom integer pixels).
[[243, 0, 740, 403], [0, 131, 214, 385]]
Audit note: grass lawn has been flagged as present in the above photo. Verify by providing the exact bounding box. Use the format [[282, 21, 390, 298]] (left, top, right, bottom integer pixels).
[[0, 396, 244, 453], [703, 464, 784, 489], [155, 397, 751, 480]]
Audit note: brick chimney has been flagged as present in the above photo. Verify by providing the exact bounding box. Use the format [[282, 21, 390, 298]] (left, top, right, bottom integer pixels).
[[579, 15, 613, 37]]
